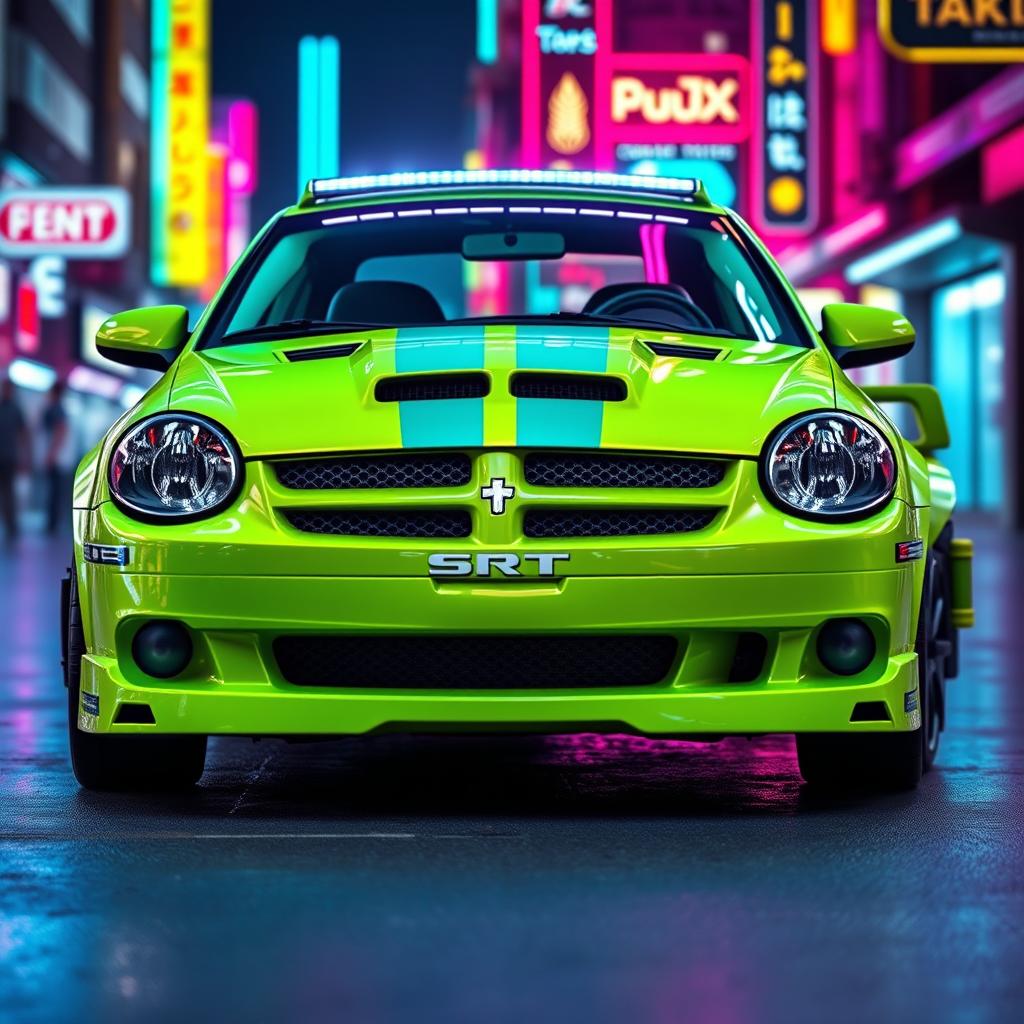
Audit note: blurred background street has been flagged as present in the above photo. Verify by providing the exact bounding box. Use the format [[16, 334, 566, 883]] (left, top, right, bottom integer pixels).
[[1, 0, 1024, 1020]]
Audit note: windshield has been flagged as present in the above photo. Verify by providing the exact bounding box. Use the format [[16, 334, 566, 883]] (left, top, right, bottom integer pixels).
[[201, 200, 810, 348]]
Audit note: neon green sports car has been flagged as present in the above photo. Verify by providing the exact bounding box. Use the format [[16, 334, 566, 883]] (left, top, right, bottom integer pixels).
[[64, 170, 974, 792]]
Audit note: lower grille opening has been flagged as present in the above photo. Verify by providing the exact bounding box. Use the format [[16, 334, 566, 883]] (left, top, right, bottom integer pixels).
[[523, 507, 718, 538], [114, 703, 156, 724], [284, 508, 471, 538], [274, 634, 679, 689], [728, 632, 769, 683], [850, 701, 892, 723]]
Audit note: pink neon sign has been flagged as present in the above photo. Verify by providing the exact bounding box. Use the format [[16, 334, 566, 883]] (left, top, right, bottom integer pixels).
[[520, 0, 600, 168]]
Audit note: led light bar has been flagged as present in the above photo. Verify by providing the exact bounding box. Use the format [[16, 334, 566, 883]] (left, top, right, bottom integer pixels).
[[306, 169, 703, 202]]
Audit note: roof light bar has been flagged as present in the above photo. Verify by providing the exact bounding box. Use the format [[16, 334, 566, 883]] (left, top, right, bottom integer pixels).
[[307, 169, 702, 200]]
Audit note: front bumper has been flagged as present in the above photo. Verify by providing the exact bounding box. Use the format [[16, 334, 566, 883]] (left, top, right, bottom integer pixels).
[[77, 565, 921, 737]]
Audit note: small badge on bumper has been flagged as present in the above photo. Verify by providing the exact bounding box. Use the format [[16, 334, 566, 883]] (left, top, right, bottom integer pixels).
[[895, 540, 924, 563], [83, 543, 130, 566]]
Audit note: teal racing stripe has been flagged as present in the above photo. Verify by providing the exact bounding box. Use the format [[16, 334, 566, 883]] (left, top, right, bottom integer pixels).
[[395, 326, 485, 448], [514, 326, 610, 448]]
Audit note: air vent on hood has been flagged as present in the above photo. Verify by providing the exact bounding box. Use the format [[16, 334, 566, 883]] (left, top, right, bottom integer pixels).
[[375, 373, 489, 403], [284, 342, 361, 362], [644, 341, 722, 360], [511, 372, 627, 402]]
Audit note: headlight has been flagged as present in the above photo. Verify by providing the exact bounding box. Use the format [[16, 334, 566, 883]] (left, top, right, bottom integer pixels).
[[109, 413, 240, 520], [762, 411, 896, 520]]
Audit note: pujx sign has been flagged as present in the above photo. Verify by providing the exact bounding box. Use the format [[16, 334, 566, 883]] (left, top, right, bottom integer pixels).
[[0, 187, 131, 259]]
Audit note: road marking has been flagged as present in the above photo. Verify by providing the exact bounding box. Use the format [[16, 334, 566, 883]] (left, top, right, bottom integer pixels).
[[1, 832, 521, 840]]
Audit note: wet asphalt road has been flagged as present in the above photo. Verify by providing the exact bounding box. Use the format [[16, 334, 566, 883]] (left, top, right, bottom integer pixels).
[[1, 522, 1022, 1023]]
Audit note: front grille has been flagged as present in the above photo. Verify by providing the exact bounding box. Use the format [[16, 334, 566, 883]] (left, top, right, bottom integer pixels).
[[524, 451, 727, 489], [524, 507, 718, 538], [511, 372, 627, 402], [274, 452, 472, 490], [376, 373, 489, 402], [274, 634, 679, 689], [284, 508, 471, 538]]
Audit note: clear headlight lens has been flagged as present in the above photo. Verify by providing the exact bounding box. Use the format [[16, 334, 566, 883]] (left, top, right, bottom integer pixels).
[[763, 412, 896, 519], [109, 414, 240, 519]]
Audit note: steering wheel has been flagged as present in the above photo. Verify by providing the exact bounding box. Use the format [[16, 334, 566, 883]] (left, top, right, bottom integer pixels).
[[588, 287, 716, 331]]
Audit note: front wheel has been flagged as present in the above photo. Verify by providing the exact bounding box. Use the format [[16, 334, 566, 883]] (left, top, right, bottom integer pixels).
[[64, 565, 207, 792], [796, 531, 956, 792]]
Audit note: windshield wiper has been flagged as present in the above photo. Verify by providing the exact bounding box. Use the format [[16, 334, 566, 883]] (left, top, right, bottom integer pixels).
[[221, 319, 385, 344]]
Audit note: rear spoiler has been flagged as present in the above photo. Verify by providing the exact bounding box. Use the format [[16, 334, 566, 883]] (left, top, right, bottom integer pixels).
[[862, 384, 950, 456]]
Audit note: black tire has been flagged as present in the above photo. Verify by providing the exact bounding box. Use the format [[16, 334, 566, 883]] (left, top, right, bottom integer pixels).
[[796, 729, 922, 792], [64, 565, 207, 792], [919, 540, 950, 773]]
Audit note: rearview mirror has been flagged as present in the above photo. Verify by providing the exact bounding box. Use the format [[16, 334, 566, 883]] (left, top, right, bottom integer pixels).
[[96, 305, 189, 371], [820, 304, 915, 368], [462, 231, 566, 261]]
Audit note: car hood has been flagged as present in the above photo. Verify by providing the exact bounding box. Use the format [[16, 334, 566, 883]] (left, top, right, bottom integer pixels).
[[167, 325, 836, 458]]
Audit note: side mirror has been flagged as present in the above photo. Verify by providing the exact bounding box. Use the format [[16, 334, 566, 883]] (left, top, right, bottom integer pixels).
[[95, 305, 189, 371], [820, 303, 915, 368]]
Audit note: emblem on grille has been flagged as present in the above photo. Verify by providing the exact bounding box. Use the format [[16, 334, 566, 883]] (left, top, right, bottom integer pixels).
[[480, 476, 515, 515]]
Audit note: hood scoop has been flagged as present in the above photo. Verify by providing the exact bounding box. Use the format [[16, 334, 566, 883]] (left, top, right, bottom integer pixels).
[[510, 372, 627, 402], [643, 341, 722, 360], [375, 372, 490, 402], [284, 342, 361, 362]]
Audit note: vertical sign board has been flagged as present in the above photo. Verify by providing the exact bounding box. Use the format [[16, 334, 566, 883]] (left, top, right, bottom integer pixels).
[[521, 0, 600, 168], [151, 0, 209, 286], [753, 0, 818, 234]]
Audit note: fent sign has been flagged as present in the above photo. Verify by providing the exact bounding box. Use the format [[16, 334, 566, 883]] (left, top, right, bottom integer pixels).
[[0, 187, 131, 259]]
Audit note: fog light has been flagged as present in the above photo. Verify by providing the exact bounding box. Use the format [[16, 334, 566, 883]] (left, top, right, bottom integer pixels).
[[817, 618, 875, 676], [132, 621, 193, 679]]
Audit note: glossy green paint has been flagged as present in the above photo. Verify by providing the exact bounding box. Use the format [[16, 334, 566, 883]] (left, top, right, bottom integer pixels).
[[820, 303, 916, 367], [72, 182, 965, 739], [95, 305, 189, 370]]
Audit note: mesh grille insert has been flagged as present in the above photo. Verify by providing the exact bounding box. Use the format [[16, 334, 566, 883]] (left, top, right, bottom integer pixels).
[[524, 451, 727, 489], [523, 507, 718, 538], [274, 634, 679, 689], [511, 372, 627, 402], [274, 452, 472, 490], [284, 508, 471, 538], [376, 373, 489, 402]]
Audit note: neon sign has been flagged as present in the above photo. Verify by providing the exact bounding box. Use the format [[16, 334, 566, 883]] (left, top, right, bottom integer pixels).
[[610, 74, 743, 128], [521, 0, 600, 167], [594, 50, 751, 169], [879, 0, 1024, 62], [0, 188, 130, 259], [151, 0, 209, 286], [752, 0, 818, 233], [536, 24, 597, 54]]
